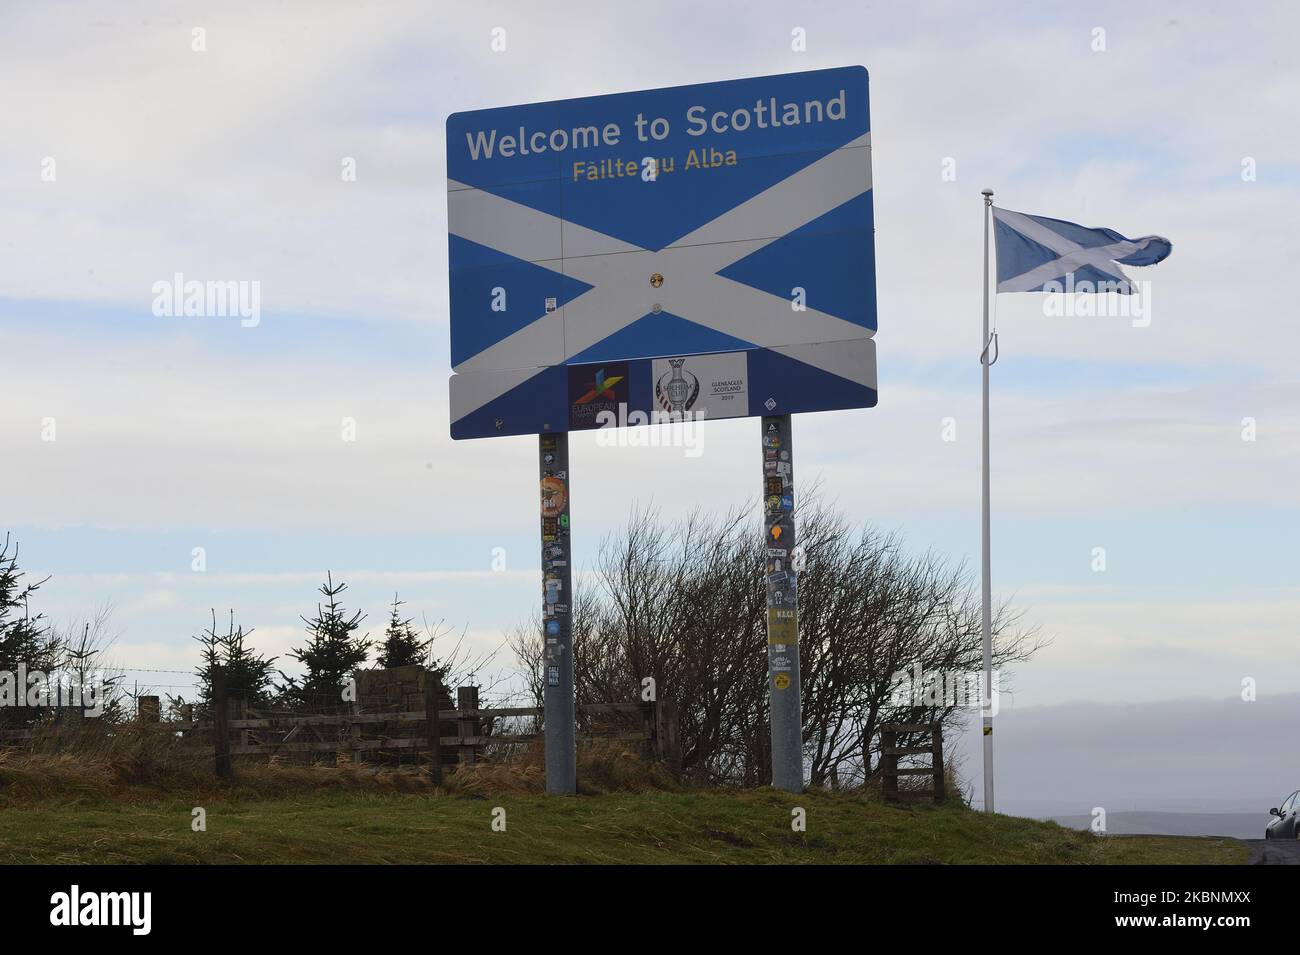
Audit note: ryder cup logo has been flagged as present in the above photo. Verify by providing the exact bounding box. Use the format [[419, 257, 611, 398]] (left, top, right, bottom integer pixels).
[[655, 358, 700, 413]]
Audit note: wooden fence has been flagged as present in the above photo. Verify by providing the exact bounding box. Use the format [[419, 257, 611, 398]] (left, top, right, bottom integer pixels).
[[203, 701, 680, 773], [879, 721, 946, 804], [0, 668, 681, 784]]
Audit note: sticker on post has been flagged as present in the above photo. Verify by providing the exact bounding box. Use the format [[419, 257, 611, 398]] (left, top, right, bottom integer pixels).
[[767, 607, 797, 645], [541, 475, 567, 518]]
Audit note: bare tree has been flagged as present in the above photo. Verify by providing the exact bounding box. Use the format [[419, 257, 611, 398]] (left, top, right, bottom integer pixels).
[[51, 604, 128, 724], [509, 501, 1043, 788]]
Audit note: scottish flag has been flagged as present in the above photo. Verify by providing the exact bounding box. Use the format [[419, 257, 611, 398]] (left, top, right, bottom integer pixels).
[[992, 207, 1171, 294]]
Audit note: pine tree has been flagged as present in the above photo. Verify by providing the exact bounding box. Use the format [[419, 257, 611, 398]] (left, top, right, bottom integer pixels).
[[376, 594, 431, 669], [62, 613, 126, 724], [194, 610, 277, 714], [277, 573, 372, 711], [0, 534, 60, 727]]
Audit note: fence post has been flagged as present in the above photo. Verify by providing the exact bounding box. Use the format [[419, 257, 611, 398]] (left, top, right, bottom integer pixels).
[[212, 668, 232, 780], [880, 726, 898, 804], [930, 721, 946, 802], [457, 686, 479, 765], [340, 684, 360, 767], [424, 670, 443, 785], [653, 699, 681, 779], [641, 700, 654, 761], [232, 691, 249, 749]]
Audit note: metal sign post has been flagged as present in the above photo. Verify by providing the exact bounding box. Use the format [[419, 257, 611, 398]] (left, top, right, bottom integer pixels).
[[762, 414, 803, 792], [539, 432, 577, 795]]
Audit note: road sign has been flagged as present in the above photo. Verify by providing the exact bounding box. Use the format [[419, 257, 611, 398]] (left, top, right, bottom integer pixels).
[[447, 66, 877, 439]]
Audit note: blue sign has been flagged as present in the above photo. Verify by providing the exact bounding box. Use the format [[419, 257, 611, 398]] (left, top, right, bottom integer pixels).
[[447, 66, 876, 439]]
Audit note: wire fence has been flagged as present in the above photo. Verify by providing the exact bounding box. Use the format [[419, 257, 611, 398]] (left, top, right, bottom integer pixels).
[[27, 662, 534, 717]]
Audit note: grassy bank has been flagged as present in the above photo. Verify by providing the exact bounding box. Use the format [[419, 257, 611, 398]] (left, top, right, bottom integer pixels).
[[0, 785, 1246, 865]]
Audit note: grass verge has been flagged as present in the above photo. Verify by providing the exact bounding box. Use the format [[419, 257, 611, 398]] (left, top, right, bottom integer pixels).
[[0, 786, 1246, 865]]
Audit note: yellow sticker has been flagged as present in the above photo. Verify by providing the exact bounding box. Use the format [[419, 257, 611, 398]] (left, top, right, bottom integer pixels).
[[773, 673, 791, 690], [767, 607, 797, 645]]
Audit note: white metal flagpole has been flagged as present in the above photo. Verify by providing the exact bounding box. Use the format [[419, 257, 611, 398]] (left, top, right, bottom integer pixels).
[[980, 187, 995, 813]]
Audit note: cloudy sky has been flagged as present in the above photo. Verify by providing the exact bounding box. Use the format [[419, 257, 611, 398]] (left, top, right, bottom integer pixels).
[[2, 1, 1296, 816]]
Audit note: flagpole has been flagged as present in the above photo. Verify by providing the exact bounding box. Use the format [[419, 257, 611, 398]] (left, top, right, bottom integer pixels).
[[980, 187, 995, 814]]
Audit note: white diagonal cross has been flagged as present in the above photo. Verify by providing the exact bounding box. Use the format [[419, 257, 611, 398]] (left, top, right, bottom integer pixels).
[[993, 207, 1144, 293], [448, 131, 874, 413]]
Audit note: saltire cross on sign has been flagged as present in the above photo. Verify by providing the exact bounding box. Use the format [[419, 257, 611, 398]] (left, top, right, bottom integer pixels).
[[446, 66, 878, 439]]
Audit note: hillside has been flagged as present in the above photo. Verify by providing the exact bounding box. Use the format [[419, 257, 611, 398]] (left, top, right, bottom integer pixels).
[[0, 786, 1246, 865], [1049, 811, 1268, 840]]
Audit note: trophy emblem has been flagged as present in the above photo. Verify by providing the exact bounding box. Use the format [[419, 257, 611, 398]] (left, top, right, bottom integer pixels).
[[655, 357, 699, 413], [665, 359, 688, 407]]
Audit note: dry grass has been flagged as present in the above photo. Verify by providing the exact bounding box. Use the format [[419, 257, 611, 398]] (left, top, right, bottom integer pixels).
[[0, 731, 678, 807], [0, 778, 1248, 865], [0, 736, 1249, 865]]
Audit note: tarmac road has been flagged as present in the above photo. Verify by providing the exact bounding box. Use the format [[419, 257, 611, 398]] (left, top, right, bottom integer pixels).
[[1243, 839, 1300, 864]]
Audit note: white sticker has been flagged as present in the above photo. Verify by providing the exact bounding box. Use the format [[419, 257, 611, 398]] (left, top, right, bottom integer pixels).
[[651, 352, 749, 419]]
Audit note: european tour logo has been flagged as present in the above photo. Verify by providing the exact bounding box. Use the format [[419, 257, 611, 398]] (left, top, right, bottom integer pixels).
[[567, 362, 629, 430]]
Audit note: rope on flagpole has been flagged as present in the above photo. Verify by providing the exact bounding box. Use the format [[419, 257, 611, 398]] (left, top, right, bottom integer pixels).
[[981, 329, 999, 367]]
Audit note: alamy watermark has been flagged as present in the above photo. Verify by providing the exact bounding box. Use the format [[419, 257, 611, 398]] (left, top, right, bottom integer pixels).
[[50, 886, 151, 935], [152, 272, 260, 327], [890, 662, 1000, 717], [0, 666, 107, 717], [594, 404, 706, 458], [1042, 274, 1152, 328]]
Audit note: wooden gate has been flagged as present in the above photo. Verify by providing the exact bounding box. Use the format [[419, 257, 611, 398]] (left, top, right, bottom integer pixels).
[[879, 721, 946, 804]]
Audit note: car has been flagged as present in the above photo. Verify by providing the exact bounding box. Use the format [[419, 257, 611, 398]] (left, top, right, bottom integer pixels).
[[1265, 790, 1300, 839]]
